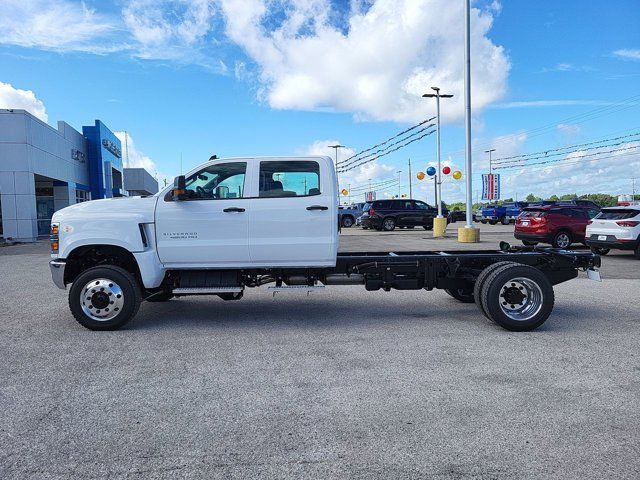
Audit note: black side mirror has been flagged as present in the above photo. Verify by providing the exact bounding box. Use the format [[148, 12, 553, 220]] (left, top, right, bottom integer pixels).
[[173, 175, 186, 200]]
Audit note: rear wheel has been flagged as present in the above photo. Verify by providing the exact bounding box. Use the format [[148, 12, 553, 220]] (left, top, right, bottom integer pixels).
[[501, 217, 510, 225], [590, 246, 610, 255], [68, 265, 141, 330], [552, 231, 572, 249], [489, 220, 497, 225], [445, 288, 475, 303], [480, 264, 554, 331], [473, 261, 520, 319], [382, 217, 396, 231]]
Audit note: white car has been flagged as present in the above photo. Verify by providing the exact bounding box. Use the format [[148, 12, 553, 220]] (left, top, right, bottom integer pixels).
[[585, 205, 640, 258]]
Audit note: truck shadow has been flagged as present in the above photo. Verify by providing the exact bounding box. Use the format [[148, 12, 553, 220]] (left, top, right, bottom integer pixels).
[[129, 291, 607, 333]]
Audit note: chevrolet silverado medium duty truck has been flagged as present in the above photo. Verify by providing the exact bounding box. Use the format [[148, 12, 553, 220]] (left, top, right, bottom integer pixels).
[[49, 156, 601, 332]]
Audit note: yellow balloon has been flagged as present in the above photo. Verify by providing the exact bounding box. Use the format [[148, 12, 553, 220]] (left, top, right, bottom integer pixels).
[[452, 170, 462, 180], [401, 194, 407, 198], [417, 171, 425, 180], [341, 189, 349, 196]]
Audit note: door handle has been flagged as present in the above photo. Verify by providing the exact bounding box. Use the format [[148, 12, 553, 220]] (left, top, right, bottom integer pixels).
[[306, 205, 328, 211], [223, 207, 245, 213]]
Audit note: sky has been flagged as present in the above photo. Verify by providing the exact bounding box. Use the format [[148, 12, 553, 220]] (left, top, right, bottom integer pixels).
[[0, 0, 639, 204]]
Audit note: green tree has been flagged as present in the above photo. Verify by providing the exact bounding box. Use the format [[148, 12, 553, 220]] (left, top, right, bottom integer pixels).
[[525, 193, 541, 202], [549, 194, 559, 201]]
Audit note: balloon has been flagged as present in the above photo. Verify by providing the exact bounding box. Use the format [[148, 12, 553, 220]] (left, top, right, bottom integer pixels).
[[442, 166, 451, 175], [426, 166, 436, 176], [452, 170, 462, 180], [417, 171, 425, 180], [341, 189, 348, 196], [401, 194, 407, 198]]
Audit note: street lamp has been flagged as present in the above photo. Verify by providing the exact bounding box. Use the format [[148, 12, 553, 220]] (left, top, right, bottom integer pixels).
[[422, 87, 453, 218], [485, 148, 496, 175], [397, 170, 402, 198], [328, 144, 346, 203]]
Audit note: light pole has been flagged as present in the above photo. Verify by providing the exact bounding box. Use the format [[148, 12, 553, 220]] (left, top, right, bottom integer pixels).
[[423, 87, 453, 218], [485, 148, 496, 175], [397, 170, 402, 198], [328, 144, 346, 203], [408, 159, 413, 199], [463, 0, 474, 231]]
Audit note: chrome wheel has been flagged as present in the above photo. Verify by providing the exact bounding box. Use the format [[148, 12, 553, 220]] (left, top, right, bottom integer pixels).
[[383, 218, 395, 230], [555, 233, 570, 248], [498, 277, 544, 322], [80, 278, 124, 321]]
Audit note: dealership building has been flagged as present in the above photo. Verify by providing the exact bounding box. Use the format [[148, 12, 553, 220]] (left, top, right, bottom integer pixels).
[[0, 109, 158, 242]]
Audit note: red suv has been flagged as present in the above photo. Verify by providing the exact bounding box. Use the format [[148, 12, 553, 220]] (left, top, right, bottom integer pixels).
[[514, 206, 600, 248]]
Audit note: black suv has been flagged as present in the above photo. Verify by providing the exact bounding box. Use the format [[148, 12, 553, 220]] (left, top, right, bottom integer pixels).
[[360, 199, 447, 231]]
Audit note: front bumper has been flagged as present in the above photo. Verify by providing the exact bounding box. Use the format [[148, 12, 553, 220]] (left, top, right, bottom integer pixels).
[[50, 260, 66, 289]]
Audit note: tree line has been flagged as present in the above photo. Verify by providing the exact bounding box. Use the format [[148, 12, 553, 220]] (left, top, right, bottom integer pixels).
[[446, 193, 638, 211]]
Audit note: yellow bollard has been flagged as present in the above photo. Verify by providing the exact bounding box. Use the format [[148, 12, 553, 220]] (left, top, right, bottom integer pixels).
[[433, 217, 447, 237], [458, 226, 480, 243]]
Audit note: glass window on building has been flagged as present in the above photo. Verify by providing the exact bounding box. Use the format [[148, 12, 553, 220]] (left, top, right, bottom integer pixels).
[[76, 190, 91, 203], [35, 183, 55, 236]]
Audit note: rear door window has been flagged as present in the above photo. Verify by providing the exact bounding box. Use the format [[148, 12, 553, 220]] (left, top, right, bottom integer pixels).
[[520, 209, 547, 218], [258, 161, 320, 198]]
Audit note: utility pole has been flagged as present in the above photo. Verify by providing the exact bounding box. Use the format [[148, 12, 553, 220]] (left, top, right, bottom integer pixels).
[[423, 87, 453, 218], [463, 0, 474, 230], [348, 183, 351, 204], [633, 177, 637, 199], [408, 159, 413, 199], [328, 144, 346, 203], [485, 148, 496, 175]]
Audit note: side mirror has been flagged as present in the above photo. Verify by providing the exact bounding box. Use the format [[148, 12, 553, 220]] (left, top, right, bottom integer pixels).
[[173, 175, 187, 200]]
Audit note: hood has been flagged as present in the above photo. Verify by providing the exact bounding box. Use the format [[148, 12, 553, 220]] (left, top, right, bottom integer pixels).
[[52, 195, 158, 224]]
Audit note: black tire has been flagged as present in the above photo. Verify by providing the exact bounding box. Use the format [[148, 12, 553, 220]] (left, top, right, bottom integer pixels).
[[634, 243, 640, 260], [501, 217, 510, 225], [552, 230, 572, 249], [382, 217, 396, 231], [362, 226, 369, 230], [522, 240, 538, 246], [423, 223, 433, 231], [445, 288, 475, 303], [473, 261, 520, 319], [489, 220, 497, 225], [406, 226, 415, 229], [146, 290, 174, 302], [480, 264, 554, 332], [69, 265, 141, 331], [218, 291, 244, 301], [481, 220, 487, 224], [590, 246, 610, 255], [398, 226, 405, 229], [341, 216, 354, 228]]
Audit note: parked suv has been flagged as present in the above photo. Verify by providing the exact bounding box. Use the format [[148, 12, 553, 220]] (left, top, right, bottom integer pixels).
[[360, 199, 446, 231], [585, 206, 640, 258], [514, 205, 600, 248]]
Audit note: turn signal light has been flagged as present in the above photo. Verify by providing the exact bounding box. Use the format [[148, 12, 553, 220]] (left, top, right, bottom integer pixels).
[[50, 222, 59, 254], [616, 220, 640, 227]]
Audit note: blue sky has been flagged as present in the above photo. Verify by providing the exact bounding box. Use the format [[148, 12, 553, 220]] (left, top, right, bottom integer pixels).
[[1, 0, 639, 203]]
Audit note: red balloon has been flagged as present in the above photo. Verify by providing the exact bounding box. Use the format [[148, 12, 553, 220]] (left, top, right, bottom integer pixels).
[[442, 166, 451, 175]]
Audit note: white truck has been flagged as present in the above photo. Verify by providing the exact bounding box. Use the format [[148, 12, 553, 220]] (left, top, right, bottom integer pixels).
[[50, 156, 600, 332]]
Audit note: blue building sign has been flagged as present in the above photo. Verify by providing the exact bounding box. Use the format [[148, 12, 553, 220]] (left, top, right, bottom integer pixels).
[[83, 120, 124, 200]]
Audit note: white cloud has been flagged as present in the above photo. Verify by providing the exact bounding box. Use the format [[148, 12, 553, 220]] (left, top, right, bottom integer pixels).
[[612, 49, 640, 61], [492, 100, 610, 109], [0, 0, 120, 54], [557, 123, 581, 137], [115, 131, 173, 187], [218, 0, 510, 122], [0, 81, 48, 122]]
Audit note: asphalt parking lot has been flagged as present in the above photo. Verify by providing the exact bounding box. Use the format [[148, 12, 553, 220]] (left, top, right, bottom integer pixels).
[[1, 224, 639, 479]]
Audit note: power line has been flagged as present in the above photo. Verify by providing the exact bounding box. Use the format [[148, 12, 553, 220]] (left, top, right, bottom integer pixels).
[[493, 145, 640, 170], [339, 129, 437, 173], [337, 116, 435, 166], [492, 131, 640, 163]]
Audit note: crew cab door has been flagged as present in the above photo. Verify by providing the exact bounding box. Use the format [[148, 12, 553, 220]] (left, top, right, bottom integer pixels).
[[155, 161, 251, 267], [248, 159, 337, 266]]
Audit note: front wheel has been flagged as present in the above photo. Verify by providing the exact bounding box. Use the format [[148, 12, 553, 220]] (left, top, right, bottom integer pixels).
[[480, 264, 554, 331], [501, 217, 510, 225], [590, 246, 610, 255], [341, 216, 354, 228], [382, 217, 396, 231], [68, 265, 142, 330]]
